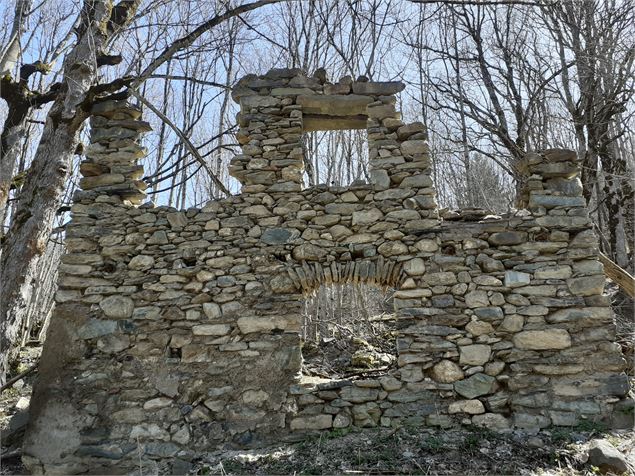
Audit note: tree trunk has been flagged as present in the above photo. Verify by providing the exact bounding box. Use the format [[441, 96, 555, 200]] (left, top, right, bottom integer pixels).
[[0, 119, 28, 234], [600, 148, 634, 270], [0, 0, 113, 385], [0, 76, 37, 237], [0, 122, 79, 383]]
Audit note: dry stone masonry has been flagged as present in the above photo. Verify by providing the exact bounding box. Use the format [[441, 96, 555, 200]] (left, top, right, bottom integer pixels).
[[23, 68, 631, 474]]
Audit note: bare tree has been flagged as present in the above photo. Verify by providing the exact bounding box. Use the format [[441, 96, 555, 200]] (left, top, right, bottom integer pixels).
[[541, 0, 635, 269]]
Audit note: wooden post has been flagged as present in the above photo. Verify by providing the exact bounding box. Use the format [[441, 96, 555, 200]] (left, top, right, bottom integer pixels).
[[599, 252, 635, 298]]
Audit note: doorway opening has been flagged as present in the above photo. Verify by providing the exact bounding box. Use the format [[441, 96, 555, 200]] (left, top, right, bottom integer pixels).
[[301, 282, 396, 380]]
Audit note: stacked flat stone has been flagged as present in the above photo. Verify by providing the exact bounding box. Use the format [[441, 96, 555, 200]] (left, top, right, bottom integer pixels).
[[23, 70, 631, 475], [229, 68, 311, 193], [519, 148, 589, 229], [78, 99, 150, 205], [229, 68, 438, 232]]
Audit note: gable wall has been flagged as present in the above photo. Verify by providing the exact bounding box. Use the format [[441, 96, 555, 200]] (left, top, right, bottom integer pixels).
[[22, 69, 629, 474]]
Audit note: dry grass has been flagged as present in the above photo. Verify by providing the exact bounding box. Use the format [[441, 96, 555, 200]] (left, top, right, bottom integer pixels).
[[197, 425, 634, 475]]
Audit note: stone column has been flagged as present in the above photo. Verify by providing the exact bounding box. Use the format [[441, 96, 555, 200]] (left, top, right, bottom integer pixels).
[[365, 90, 439, 229], [516, 148, 588, 226], [22, 100, 152, 474], [77, 99, 150, 205], [513, 148, 629, 427], [61, 99, 151, 302], [229, 69, 308, 194]]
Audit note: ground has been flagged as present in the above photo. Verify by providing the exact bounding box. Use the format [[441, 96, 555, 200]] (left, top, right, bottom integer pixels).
[[0, 345, 40, 475], [195, 426, 635, 475], [302, 314, 397, 379]]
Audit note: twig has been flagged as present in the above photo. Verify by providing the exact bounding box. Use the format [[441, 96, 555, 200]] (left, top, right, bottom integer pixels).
[[128, 88, 231, 197], [409, 0, 545, 6], [133, 0, 291, 87], [343, 366, 391, 379], [0, 363, 38, 393]]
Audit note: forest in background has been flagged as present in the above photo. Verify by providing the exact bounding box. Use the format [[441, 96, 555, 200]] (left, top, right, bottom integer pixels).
[[0, 0, 633, 385]]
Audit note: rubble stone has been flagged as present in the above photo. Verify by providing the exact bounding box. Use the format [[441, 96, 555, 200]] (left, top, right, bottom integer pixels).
[[23, 71, 629, 475]]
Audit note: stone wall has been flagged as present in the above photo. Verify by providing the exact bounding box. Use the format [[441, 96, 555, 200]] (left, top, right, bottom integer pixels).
[[23, 69, 630, 475]]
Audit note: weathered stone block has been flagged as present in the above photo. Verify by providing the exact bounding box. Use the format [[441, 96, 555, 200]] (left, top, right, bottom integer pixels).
[[566, 275, 605, 296], [377, 241, 408, 256], [448, 400, 485, 415], [465, 320, 494, 337], [351, 81, 405, 95], [431, 360, 464, 383], [370, 169, 390, 190], [546, 307, 611, 324], [504, 271, 530, 288], [99, 296, 134, 319], [128, 255, 154, 271], [498, 315, 524, 333], [403, 258, 425, 276], [293, 243, 327, 261], [513, 413, 551, 429], [192, 324, 231, 336], [202, 303, 222, 319], [399, 174, 433, 188], [459, 345, 492, 366], [181, 345, 209, 362], [471, 413, 510, 430], [587, 439, 630, 475], [290, 415, 333, 431], [340, 386, 380, 403], [513, 329, 571, 350], [454, 374, 496, 399], [423, 272, 457, 286], [488, 232, 527, 245], [297, 94, 372, 116], [261, 228, 301, 245], [352, 208, 383, 226], [400, 140, 428, 157], [77, 319, 118, 339], [528, 194, 586, 208], [465, 290, 489, 308]]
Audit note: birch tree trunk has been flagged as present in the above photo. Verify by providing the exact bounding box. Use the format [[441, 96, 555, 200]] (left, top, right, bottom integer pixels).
[[0, 0, 34, 235], [0, 0, 113, 385]]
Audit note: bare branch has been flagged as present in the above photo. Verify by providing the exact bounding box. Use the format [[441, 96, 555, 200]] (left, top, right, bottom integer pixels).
[[133, 0, 291, 88], [97, 54, 123, 67], [128, 88, 231, 197], [146, 74, 230, 89], [0, 0, 33, 76], [409, 0, 544, 5]]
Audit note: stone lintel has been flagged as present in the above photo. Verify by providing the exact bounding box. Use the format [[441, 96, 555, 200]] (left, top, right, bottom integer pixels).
[[303, 114, 368, 132], [296, 94, 373, 116]]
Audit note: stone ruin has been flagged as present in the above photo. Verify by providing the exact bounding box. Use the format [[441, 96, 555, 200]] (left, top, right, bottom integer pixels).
[[22, 68, 631, 474]]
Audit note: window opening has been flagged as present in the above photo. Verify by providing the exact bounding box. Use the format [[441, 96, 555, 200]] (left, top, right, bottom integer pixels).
[[301, 282, 396, 380], [302, 129, 369, 188]]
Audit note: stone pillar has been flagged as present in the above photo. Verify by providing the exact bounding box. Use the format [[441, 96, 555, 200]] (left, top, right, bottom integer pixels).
[[78, 99, 150, 205], [513, 148, 629, 428], [517, 148, 588, 226], [366, 104, 439, 229], [229, 68, 308, 194], [22, 100, 152, 474]]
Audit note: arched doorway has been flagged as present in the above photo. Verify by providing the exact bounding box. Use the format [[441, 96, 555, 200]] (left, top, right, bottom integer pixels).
[[301, 281, 397, 380]]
